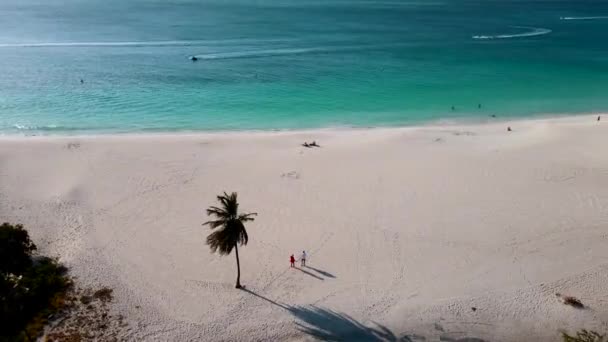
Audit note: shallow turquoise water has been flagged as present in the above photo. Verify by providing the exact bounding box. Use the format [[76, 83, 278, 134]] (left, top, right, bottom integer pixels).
[[0, 0, 607, 134]]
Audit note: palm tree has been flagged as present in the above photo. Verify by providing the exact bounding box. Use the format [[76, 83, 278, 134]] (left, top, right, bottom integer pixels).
[[203, 192, 257, 289]]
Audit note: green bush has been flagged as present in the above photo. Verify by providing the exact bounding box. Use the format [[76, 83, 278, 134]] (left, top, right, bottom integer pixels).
[[0, 223, 36, 274], [562, 329, 606, 342], [0, 222, 71, 341]]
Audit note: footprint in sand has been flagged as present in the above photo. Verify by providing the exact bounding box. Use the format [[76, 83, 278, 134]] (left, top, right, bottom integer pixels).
[[281, 171, 300, 179], [65, 142, 81, 150], [452, 131, 476, 136]]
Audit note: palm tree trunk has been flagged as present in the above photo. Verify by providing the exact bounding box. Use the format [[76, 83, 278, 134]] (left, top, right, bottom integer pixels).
[[234, 243, 242, 288]]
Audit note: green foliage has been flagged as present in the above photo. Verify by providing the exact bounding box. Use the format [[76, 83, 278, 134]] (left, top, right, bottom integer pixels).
[[0, 223, 36, 274], [0, 223, 71, 341], [562, 329, 606, 342]]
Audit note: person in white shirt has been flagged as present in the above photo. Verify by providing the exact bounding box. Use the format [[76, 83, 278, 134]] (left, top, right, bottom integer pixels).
[[300, 250, 307, 267]]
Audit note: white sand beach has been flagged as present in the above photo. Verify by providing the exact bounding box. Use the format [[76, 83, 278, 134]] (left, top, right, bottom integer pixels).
[[1, 115, 607, 341]]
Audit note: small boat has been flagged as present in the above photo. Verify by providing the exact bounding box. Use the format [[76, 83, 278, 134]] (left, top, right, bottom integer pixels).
[[189, 56, 198, 61]]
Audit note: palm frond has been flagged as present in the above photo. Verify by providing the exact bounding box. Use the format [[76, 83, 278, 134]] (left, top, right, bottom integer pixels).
[[239, 227, 248, 246], [203, 219, 227, 229], [230, 220, 249, 246], [206, 230, 236, 255], [206, 206, 230, 218], [218, 193, 236, 214], [204, 191, 254, 252], [237, 212, 257, 222], [221, 192, 239, 216]]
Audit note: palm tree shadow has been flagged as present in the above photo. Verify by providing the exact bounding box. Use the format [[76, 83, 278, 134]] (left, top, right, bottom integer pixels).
[[241, 288, 414, 341], [240, 288, 289, 310], [294, 267, 324, 280], [440, 337, 488, 342], [288, 305, 410, 341], [304, 265, 336, 278]]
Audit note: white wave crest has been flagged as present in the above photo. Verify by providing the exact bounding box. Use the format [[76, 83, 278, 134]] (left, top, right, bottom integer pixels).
[[13, 124, 64, 131], [472, 26, 552, 40], [560, 16, 608, 20], [13, 124, 30, 130]]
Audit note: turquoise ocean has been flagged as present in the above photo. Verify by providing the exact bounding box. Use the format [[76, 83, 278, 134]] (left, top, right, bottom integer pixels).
[[0, 0, 607, 134]]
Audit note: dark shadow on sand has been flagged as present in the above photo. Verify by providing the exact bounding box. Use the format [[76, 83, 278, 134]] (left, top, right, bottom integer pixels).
[[294, 267, 324, 280], [241, 288, 413, 341], [288, 305, 409, 341], [304, 265, 336, 278], [440, 337, 488, 342], [240, 288, 289, 310], [241, 289, 488, 342]]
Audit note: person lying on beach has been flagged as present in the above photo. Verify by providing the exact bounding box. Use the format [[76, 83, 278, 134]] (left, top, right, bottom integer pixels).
[[302, 141, 320, 148]]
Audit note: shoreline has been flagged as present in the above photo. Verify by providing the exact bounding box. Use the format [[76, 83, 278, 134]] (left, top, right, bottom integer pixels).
[[0, 112, 603, 141]]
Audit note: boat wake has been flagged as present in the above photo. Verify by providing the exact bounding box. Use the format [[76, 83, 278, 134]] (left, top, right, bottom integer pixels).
[[0, 38, 294, 48], [193, 44, 395, 60], [194, 47, 332, 60], [560, 16, 608, 21], [472, 26, 552, 40]]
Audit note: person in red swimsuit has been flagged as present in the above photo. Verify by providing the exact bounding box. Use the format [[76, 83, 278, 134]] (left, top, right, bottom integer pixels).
[[290, 254, 296, 268]]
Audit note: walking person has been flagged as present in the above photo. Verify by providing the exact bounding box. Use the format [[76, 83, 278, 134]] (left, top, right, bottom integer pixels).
[[300, 250, 307, 267], [290, 254, 296, 268]]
